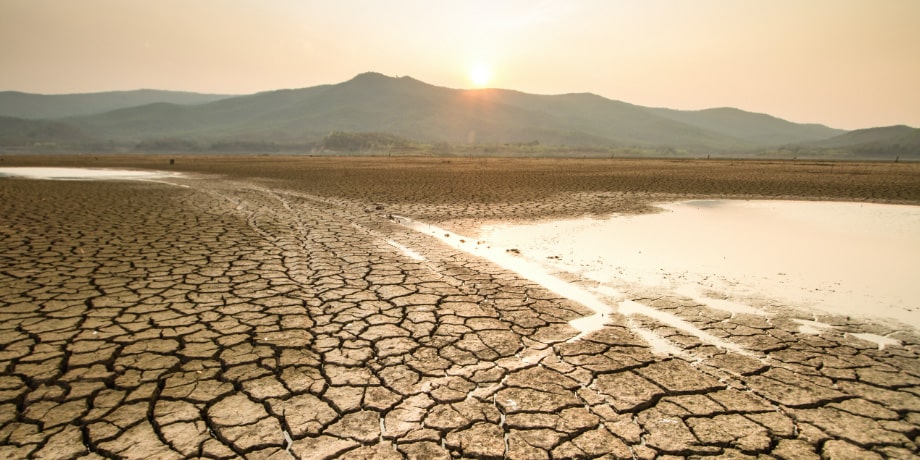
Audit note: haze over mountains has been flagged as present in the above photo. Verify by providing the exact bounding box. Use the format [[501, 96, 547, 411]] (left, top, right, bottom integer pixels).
[[0, 90, 230, 120], [1, 72, 916, 158]]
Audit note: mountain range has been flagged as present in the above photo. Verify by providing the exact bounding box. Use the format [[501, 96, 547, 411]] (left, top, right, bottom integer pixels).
[[1, 72, 916, 158], [0, 89, 230, 120]]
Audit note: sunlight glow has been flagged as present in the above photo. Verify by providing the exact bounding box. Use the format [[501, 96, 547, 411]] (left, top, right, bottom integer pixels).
[[469, 63, 492, 87]]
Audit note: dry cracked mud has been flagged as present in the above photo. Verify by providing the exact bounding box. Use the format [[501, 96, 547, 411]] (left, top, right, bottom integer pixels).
[[1, 156, 920, 459]]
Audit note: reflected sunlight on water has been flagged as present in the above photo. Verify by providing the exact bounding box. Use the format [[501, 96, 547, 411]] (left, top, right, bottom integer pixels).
[[480, 200, 920, 329]]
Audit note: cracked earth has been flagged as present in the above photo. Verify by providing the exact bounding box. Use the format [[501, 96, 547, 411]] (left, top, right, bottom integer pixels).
[[1, 159, 920, 459]]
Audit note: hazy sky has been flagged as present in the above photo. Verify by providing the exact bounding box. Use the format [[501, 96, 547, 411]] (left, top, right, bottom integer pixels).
[[2, 0, 918, 129]]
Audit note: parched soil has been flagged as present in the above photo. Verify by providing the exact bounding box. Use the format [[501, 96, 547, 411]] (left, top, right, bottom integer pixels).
[[6, 155, 920, 217], [1, 155, 919, 459]]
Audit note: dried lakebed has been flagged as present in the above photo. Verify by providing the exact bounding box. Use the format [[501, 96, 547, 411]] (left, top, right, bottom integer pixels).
[[1, 167, 919, 459]]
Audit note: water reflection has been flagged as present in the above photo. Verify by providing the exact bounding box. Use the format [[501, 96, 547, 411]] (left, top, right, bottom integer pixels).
[[0, 167, 180, 181], [480, 200, 920, 329]]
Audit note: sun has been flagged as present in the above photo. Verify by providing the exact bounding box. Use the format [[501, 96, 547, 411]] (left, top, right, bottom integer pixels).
[[469, 63, 492, 87]]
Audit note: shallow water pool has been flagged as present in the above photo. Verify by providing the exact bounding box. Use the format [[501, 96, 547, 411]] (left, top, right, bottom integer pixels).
[[0, 167, 181, 181], [480, 200, 920, 329]]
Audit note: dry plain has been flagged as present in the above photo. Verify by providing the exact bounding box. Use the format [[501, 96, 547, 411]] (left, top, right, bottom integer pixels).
[[1, 155, 920, 459]]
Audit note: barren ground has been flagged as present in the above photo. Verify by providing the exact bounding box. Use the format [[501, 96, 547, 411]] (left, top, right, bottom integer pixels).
[[1, 155, 920, 459]]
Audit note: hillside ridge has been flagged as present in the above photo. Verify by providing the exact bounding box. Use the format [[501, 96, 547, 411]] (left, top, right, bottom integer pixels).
[[0, 73, 914, 158]]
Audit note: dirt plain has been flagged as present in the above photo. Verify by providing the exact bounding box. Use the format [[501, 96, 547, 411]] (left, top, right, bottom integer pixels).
[[1, 155, 920, 459]]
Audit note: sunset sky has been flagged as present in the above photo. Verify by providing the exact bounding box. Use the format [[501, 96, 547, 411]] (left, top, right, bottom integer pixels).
[[2, 0, 918, 130]]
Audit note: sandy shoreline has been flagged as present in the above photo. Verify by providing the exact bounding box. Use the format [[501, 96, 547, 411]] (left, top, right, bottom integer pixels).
[[2, 157, 920, 458]]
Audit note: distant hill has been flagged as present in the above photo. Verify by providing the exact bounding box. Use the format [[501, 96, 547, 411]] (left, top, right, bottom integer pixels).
[[0, 116, 91, 146], [0, 89, 232, 119], [648, 107, 844, 145], [810, 125, 920, 148], [2, 72, 916, 157], [803, 125, 920, 158], [64, 73, 777, 150]]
